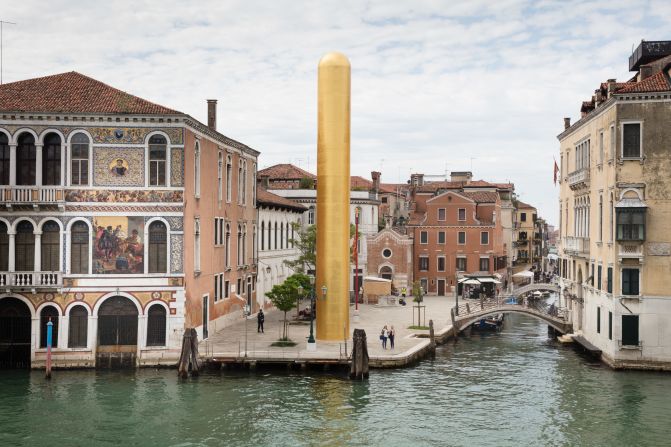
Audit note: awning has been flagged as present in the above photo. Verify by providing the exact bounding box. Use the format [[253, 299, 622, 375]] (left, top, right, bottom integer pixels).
[[460, 279, 481, 285], [478, 278, 502, 284]]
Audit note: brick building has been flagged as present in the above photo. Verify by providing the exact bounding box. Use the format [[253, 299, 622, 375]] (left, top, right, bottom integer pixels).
[[365, 226, 413, 292]]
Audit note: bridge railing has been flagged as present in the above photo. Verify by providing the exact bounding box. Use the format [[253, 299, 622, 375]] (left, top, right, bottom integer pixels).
[[452, 293, 568, 324]]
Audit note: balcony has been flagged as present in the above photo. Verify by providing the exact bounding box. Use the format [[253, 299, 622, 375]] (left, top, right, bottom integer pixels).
[[0, 186, 65, 208], [567, 168, 590, 190], [0, 271, 63, 291], [513, 240, 528, 247], [618, 242, 644, 263], [563, 236, 590, 257]]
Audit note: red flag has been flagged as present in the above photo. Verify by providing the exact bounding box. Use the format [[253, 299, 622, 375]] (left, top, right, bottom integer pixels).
[[553, 158, 559, 185]]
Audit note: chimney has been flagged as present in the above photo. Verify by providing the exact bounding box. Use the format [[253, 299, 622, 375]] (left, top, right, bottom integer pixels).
[[606, 79, 617, 98], [595, 89, 603, 106], [640, 64, 653, 81], [564, 117, 571, 130], [207, 99, 217, 131], [450, 171, 473, 184], [371, 171, 381, 193], [258, 173, 270, 189], [410, 173, 424, 187]]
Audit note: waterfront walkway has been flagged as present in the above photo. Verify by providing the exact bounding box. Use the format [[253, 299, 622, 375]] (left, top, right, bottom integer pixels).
[[200, 296, 455, 368]]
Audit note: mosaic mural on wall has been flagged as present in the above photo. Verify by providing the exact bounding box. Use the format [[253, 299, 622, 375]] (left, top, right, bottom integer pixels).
[[90, 127, 183, 145], [94, 147, 144, 186], [0, 126, 73, 139], [66, 189, 183, 203], [170, 234, 183, 274], [171, 148, 184, 186], [93, 216, 144, 274], [166, 217, 183, 231]]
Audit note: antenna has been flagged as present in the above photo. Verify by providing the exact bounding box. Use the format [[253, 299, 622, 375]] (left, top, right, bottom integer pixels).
[[0, 20, 16, 85]]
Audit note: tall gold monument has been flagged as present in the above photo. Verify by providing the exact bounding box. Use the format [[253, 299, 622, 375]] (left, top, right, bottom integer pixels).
[[316, 52, 351, 341]]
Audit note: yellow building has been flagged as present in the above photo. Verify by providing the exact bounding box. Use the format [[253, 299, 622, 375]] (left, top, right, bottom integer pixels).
[[558, 40, 671, 370], [512, 201, 538, 273]]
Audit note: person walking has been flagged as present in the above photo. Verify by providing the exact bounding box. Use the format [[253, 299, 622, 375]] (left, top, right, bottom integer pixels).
[[389, 325, 395, 350], [257, 309, 265, 333], [381, 325, 388, 350]]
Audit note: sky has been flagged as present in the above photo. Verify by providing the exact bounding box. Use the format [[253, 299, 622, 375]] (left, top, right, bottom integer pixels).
[[1, 0, 670, 225]]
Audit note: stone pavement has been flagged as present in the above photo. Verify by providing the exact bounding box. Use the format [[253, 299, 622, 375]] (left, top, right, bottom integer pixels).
[[200, 295, 456, 363]]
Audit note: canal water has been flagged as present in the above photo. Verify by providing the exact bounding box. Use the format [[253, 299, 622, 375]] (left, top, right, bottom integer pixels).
[[1, 314, 670, 447]]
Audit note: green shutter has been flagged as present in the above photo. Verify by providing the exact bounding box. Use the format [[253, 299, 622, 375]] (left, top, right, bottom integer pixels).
[[607, 268, 613, 293], [597, 307, 601, 333], [621, 315, 639, 346]]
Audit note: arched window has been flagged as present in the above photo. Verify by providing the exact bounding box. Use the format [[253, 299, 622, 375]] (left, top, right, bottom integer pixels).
[[237, 224, 243, 265], [41, 220, 60, 271], [146, 304, 166, 346], [252, 163, 257, 204], [0, 221, 8, 271], [0, 133, 9, 185], [267, 221, 272, 251], [70, 221, 89, 274], [253, 224, 257, 261], [17, 133, 36, 185], [225, 223, 231, 267], [42, 133, 62, 186], [194, 142, 201, 198], [243, 224, 247, 265], [261, 221, 265, 251], [149, 135, 167, 186], [194, 218, 201, 272], [274, 222, 278, 250], [148, 221, 167, 273], [40, 306, 59, 348], [238, 160, 244, 205], [68, 305, 88, 348], [217, 151, 222, 202], [70, 133, 89, 186], [308, 206, 315, 225], [15, 221, 35, 271], [286, 222, 290, 248], [226, 155, 232, 202], [280, 222, 284, 249], [241, 160, 247, 205]]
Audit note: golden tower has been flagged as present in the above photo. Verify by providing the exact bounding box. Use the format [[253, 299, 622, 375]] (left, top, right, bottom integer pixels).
[[316, 52, 351, 341]]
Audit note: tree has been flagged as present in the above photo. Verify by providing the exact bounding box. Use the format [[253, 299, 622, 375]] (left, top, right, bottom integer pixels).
[[266, 276, 301, 340], [412, 281, 424, 326], [285, 222, 359, 273]]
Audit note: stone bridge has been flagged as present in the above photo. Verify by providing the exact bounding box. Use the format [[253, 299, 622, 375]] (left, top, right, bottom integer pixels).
[[510, 283, 560, 297], [450, 295, 572, 335]]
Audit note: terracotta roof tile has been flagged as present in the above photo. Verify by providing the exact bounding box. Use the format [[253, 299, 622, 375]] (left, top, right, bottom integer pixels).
[[258, 163, 316, 180], [462, 191, 499, 203], [615, 71, 671, 93], [350, 176, 372, 190], [0, 71, 180, 115], [516, 200, 536, 209], [256, 187, 306, 212]]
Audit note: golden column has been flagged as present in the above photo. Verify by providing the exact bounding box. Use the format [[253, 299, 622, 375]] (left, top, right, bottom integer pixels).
[[316, 52, 351, 341]]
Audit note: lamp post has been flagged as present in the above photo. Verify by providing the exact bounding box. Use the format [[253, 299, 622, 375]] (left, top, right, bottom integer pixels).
[[307, 275, 317, 351]]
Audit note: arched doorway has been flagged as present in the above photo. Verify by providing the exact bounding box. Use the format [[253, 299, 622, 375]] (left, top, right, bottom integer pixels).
[[96, 296, 138, 369], [379, 266, 393, 281], [0, 298, 32, 369]]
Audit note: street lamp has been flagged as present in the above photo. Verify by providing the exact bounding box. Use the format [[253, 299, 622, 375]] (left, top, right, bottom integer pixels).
[[307, 275, 316, 348]]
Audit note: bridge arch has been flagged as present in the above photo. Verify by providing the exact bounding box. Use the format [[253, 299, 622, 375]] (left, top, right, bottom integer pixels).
[[451, 304, 571, 335]]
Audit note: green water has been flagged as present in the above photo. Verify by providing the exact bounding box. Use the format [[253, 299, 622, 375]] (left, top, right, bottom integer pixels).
[[1, 314, 669, 447]]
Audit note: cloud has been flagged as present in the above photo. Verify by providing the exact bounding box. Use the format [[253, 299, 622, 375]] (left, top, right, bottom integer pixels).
[[0, 0, 665, 224]]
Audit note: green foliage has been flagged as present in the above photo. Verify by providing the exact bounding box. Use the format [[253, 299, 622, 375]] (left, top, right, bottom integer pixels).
[[412, 281, 424, 303], [285, 223, 360, 273], [287, 272, 311, 293], [299, 177, 315, 189], [266, 276, 302, 339]]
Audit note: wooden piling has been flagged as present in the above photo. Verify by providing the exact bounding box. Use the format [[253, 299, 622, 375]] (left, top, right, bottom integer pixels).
[[349, 328, 369, 380], [178, 328, 201, 378]]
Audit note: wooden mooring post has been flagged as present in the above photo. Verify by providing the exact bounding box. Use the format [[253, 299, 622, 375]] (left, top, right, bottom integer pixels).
[[349, 329, 369, 380], [178, 328, 200, 379], [429, 319, 436, 357]]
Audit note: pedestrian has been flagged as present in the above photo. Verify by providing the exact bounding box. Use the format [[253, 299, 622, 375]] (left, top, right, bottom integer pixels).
[[389, 325, 395, 350], [380, 325, 388, 349], [257, 309, 265, 333], [401, 287, 407, 298]]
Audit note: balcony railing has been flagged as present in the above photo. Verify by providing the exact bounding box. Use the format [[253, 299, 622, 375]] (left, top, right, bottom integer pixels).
[[568, 168, 590, 189], [0, 271, 63, 288], [0, 186, 65, 205], [563, 237, 590, 256], [618, 242, 644, 261]]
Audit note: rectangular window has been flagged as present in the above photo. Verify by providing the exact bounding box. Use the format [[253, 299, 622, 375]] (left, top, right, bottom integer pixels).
[[608, 311, 613, 340], [597, 265, 602, 291], [458, 232, 465, 245], [607, 267, 613, 294], [621, 315, 640, 346], [480, 232, 489, 245], [214, 275, 219, 302], [456, 257, 467, 272], [419, 256, 429, 271], [479, 257, 490, 271], [609, 124, 615, 160], [437, 256, 445, 272], [458, 208, 466, 221], [237, 278, 242, 296], [590, 263, 594, 286], [224, 280, 230, 298], [622, 123, 641, 158], [214, 218, 220, 245], [438, 208, 446, 221], [597, 307, 601, 334], [616, 208, 645, 241], [438, 231, 446, 244], [599, 131, 604, 165], [621, 268, 639, 295], [521, 212, 527, 222], [420, 231, 428, 244]]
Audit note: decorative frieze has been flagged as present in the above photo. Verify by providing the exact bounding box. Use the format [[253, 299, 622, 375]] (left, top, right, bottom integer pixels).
[[90, 127, 183, 144], [93, 147, 145, 186], [170, 233, 184, 273], [66, 189, 183, 203], [171, 148, 184, 186]]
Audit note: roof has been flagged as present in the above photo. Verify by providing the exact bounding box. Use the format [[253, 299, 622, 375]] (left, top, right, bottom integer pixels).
[[462, 191, 499, 203], [256, 187, 307, 212], [351, 176, 373, 190], [0, 71, 180, 115], [615, 71, 671, 93], [415, 179, 512, 193], [516, 200, 536, 210], [258, 163, 316, 180]]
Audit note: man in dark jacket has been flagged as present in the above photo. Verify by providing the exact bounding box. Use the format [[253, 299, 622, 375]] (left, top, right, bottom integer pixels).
[[257, 309, 265, 333]]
